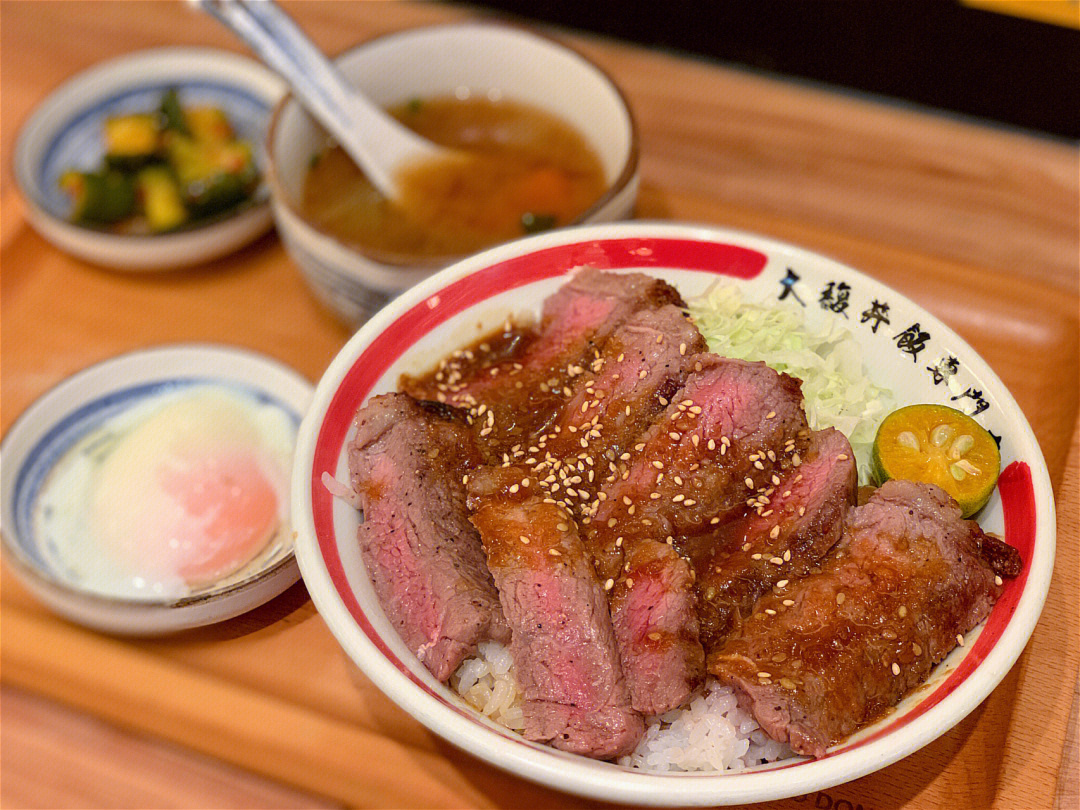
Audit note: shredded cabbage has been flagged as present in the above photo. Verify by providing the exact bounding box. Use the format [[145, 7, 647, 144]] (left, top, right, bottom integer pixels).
[[687, 283, 892, 482]]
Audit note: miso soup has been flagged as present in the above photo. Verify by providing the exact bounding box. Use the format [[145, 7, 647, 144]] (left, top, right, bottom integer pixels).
[[300, 95, 609, 260]]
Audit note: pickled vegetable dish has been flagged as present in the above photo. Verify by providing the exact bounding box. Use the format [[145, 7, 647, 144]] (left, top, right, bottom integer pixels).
[[300, 95, 608, 261], [58, 89, 260, 233]]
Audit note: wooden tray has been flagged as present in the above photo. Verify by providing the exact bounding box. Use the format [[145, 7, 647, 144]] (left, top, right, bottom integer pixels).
[[2, 3, 1077, 808]]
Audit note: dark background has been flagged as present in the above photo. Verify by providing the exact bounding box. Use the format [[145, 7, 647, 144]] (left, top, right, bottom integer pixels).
[[462, 0, 1079, 140]]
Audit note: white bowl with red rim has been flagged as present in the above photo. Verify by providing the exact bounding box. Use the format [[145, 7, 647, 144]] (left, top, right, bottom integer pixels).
[[291, 222, 1054, 805]]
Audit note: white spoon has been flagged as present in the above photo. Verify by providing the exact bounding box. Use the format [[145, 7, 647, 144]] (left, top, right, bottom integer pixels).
[[192, 0, 451, 201]]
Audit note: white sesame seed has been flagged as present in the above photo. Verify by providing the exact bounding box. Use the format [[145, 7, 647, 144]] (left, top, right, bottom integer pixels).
[[757, 671, 772, 678], [783, 599, 795, 607], [639, 370, 648, 379], [995, 575, 1003, 586], [745, 477, 755, 489], [604, 578, 614, 591], [957, 634, 965, 646], [556, 522, 569, 531], [509, 484, 519, 493], [673, 494, 685, 503], [652, 460, 665, 470], [898, 606, 908, 617], [892, 663, 901, 676], [519, 536, 530, 544], [835, 592, 846, 605], [770, 556, 783, 565], [679, 342, 687, 355], [710, 516, 721, 524], [751, 553, 762, 560], [462, 474, 470, 485], [777, 579, 789, 588]]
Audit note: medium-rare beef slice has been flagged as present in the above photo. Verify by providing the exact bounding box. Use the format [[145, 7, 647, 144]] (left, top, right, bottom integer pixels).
[[708, 479, 1022, 758], [586, 355, 810, 582], [526, 304, 707, 507], [401, 269, 684, 457], [467, 465, 644, 759], [681, 428, 857, 650], [608, 539, 705, 715], [348, 393, 509, 682]]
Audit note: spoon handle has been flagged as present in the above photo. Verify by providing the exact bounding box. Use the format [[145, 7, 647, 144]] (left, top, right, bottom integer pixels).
[[192, 0, 438, 198]]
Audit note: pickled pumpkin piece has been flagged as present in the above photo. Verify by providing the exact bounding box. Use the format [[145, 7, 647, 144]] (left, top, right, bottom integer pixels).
[[136, 166, 188, 232], [58, 169, 136, 224], [104, 113, 161, 170], [871, 404, 1000, 518]]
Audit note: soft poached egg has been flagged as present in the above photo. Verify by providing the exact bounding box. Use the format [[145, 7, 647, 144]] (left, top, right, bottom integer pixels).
[[37, 385, 295, 599]]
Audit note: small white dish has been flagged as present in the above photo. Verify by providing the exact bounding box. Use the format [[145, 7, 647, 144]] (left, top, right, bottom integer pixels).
[[266, 21, 639, 326], [292, 222, 1054, 804], [1, 345, 313, 635], [13, 47, 285, 271]]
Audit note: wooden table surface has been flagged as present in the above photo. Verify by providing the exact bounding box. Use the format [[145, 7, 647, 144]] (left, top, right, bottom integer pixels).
[[2, 2, 1077, 808]]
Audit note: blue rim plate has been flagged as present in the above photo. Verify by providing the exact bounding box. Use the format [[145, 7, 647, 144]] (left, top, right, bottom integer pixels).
[[0, 344, 312, 635], [14, 47, 285, 271]]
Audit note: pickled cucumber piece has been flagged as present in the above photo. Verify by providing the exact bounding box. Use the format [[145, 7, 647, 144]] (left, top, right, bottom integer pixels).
[[184, 106, 234, 143], [104, 113, 161, 170], [159, 88, 190, 136], [136, 166, 188, 232], [58, 169, 136, 224], [166, 134, 258, 216], [872, 404, 1000, 517]]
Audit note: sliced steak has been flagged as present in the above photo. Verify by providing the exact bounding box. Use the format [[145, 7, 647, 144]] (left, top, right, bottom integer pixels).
[[708, 479, 1022, 757], [578, 356, 806, 715], [608, 539, 705, 715], [402, 269, 685, 457], [467, 465, 644, 759], [529, 304, 707, 505], [681, 428, 857, 650], [586, 355, 810, 582], [348, 393, 509, 682]]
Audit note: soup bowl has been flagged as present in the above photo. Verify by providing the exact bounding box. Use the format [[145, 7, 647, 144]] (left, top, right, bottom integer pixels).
[[292, 222, 1053, 804], [266, 21, 639, 326]]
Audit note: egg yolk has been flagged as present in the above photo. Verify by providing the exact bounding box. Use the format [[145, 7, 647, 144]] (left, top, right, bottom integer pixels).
[[155, 451, 280, 586]]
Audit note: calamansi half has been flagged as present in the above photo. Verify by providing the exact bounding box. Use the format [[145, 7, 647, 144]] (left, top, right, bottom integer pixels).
[[871, 404, 1000, 518]]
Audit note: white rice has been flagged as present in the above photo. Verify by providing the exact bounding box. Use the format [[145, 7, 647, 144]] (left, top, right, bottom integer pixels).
[[451, 642, 793, 771]]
